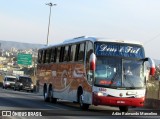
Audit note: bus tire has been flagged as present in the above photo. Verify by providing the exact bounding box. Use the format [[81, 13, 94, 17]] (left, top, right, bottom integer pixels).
[[17, 87, 20, 91], [48, 87, 57, 103], [79, 94, 89, 110], [44, 85, 49, 102], [119, 106, 128, 112]]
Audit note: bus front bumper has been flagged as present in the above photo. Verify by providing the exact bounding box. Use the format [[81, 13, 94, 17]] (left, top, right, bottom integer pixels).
[[93, 94, 145, 107]]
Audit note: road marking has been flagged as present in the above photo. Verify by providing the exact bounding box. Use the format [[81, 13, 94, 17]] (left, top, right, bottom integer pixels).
[[45, 104, 67, 110], [3, 93, 17, 98]]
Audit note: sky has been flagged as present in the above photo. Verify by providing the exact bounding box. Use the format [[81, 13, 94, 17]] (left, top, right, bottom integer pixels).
[[0, 0, 160, 59]]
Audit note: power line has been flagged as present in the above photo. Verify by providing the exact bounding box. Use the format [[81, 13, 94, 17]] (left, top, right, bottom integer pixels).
[[144, 33, 160, 45]]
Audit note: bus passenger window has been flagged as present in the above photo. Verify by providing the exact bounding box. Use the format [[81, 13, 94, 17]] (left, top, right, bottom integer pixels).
[[59, 47, 64, 62], [69, 44, 76, 62], [56, 47, 60, 63], [78, 43, 85, 61], [42, 50, 46, 64], [64, 46, 69, 62], [50, 48, 55, 62], [38, 50, 42, 63], [44, 50, 47, 63], [85, 41, 94, 85], [86, 41, 93, 63], [68, 46, 71, 61], [46, 49, 51, 63], [48, 49, 51, 63], [75, 44, 80, 61]]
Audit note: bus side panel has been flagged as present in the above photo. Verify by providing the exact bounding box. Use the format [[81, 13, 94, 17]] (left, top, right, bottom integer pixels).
[[51, 63, 74, 100], [37, 64, 50, 94], [37, 63, 92, 104], [68, 63, 92, 104]]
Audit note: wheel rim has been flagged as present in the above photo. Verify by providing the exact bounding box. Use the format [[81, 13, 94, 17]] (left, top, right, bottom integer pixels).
[[49, 90, 53, 102], [44, 91, 48, 99], [80, 95, 83, 107]]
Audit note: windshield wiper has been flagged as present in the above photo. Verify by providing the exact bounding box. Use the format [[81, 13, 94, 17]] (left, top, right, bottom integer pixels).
[[128, 87, 136, 89]]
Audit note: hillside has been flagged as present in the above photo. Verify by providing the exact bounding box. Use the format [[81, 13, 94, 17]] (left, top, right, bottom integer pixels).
[[154, 59, 160, 66], [0, 40, 44, 50]]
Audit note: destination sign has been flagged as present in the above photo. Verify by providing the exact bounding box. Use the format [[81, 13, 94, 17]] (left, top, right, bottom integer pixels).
[[95, 43, 145, 58]]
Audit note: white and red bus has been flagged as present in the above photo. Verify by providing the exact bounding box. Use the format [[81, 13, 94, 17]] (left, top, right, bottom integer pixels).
[[37, 36, 155, 112]]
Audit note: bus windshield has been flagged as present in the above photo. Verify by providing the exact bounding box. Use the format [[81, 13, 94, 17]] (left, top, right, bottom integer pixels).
[[122, 59, 145, 88], [94, 57, 145, 89]]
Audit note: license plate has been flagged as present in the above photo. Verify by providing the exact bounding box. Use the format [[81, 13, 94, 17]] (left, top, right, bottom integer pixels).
[[117, 101, 125, 104]]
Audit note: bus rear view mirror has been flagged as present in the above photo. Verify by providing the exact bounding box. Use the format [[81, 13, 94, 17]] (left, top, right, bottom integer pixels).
[[144, 57, 156, 76], [89, 53, 96, 71], [150, 67, 156, 76]]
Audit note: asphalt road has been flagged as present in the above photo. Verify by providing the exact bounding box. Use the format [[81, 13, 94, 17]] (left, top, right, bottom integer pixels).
[[0, 88, 159, 119]]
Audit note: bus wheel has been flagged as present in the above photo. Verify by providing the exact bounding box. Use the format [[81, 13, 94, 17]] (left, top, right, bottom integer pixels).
[[14, 86, 16, 91], [79, 94, 89, 110], [48, 89, 57, 103], [44, 87, 49, 102], [119, 106, 128, 112]]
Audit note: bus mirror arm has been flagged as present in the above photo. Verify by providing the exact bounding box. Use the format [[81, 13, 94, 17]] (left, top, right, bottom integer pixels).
[[87, 72, 93, 81], [143, 57, 156, 76]]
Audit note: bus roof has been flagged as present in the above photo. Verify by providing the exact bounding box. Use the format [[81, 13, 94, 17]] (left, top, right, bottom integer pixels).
[[40, 36, 143, 50]]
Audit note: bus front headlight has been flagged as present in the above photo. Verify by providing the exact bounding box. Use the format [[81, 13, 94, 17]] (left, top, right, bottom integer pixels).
[[6, 82, 10, 85], [31, 84, 34, 87], [94, 91, 107, 96], [97, 92, 104, 96]]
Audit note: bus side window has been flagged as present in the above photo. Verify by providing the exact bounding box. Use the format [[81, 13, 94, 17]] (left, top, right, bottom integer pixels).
[[54, 48, 57, 62], [48, 49, 51, 63], [75, 44, 80, 61], [86, 41, 93, 63], [64, 46, 69, 62], [86, 41, 93, 85], [68, 45, 71, 61], [50, 48, 55, 63], [69, 44, 76, 62], [41, 50, 46, 64], [38, 50, 42, 64], [56, 47, 60, 63], [46, 49, 51, 63], [75, 43, 85, 62], [78, 43, 85, 61], [59, 47, 64, 62], [44, 50, 47, 63]]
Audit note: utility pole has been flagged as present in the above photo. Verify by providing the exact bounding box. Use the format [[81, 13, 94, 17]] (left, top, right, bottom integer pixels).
[[46, 2, 57, 46]]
